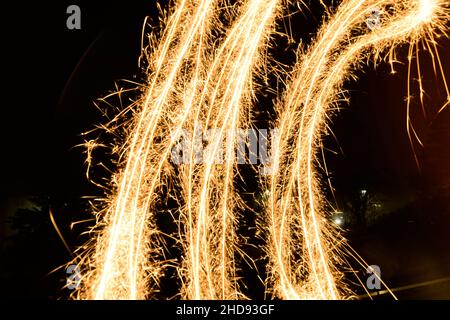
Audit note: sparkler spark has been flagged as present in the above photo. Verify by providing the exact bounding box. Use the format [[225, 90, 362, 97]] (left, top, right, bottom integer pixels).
[[72, 0, 449, 300], [264, 0, 449, 300], [175, 0, 280, 300], [76, 0, 219, 299]]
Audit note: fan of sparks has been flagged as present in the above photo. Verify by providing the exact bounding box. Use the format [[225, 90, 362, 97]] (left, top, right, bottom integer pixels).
[[70, 0, 449, 300]]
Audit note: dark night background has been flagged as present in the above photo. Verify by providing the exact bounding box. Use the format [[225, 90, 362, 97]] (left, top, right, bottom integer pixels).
[[0, 0, 449, 300]]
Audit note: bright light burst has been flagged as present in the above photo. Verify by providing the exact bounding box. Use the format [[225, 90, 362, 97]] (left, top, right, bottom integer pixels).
[[72, 0, 449, 300]]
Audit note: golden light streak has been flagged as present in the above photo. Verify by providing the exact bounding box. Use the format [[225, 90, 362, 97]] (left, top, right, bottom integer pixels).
[[177, 0, 280, 300], [76, 0, 218, 299], [71, 0, 449, 300], [264, 0, 449, 300]]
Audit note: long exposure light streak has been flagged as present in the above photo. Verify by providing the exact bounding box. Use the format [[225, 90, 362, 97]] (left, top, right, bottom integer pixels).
[[177, 0, 280, 300], [73, 0, 449, 300], [77, 0, 218, 299], [265, 0, 448, 300]]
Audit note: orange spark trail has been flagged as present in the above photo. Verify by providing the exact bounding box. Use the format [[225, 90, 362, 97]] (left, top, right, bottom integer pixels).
[[72, 0, 449, 300], [265, 0, 448, 300], [77, 0, 217, 300], [178, 0, 280, 300]]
